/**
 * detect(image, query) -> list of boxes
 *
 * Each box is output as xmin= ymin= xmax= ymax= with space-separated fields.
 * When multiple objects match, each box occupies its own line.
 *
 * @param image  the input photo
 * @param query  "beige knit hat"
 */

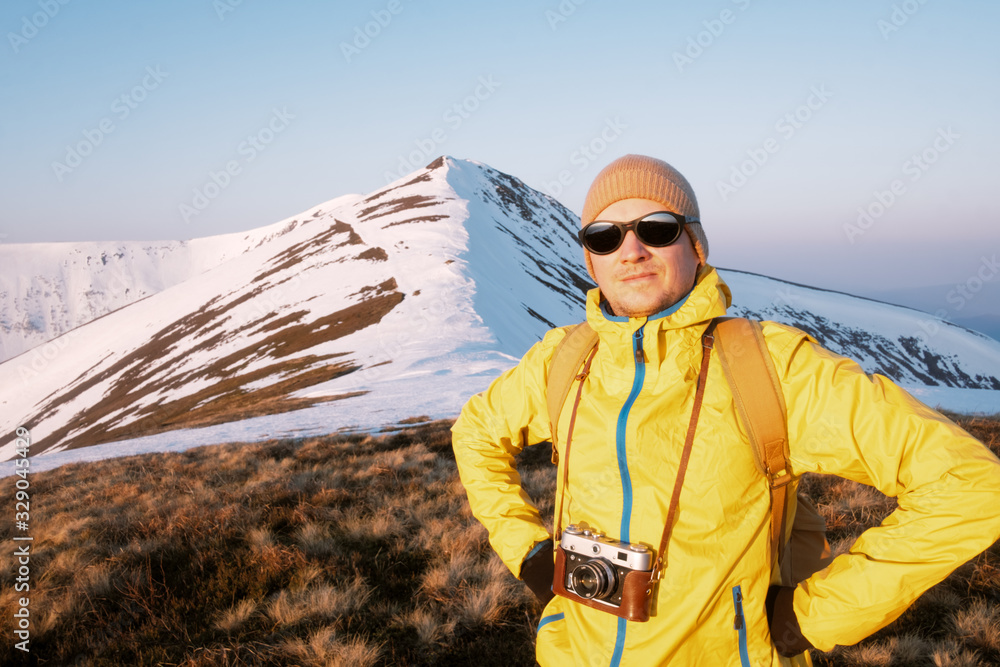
xmin=580 ymin=154 xmax=708 ymax=279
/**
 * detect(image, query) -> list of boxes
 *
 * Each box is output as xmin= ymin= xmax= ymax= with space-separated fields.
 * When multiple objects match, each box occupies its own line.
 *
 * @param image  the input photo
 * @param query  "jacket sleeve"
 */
xmin=771 ymin=326 xmax=1000 ymax=652
xmin=450 ymin=329 xmax=565 ymax=577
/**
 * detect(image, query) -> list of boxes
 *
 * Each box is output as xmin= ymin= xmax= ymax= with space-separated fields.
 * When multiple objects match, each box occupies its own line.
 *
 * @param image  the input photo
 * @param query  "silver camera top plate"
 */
xmin=560 ymin=526 xmax=653 ymax=571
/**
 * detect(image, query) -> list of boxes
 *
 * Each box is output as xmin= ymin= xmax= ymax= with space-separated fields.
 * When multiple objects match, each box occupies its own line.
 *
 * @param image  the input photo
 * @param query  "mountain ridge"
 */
xmin=0 ymin=194 xmax=364 ymax=362
xmin=722 ymin=266 xmax=997 ymax=344
xmin=1 ymin=156 xmax=998 ymax=464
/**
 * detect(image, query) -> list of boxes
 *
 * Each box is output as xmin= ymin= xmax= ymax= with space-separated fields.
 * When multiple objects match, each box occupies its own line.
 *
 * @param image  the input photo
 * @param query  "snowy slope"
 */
xmin=1 ymin=157 xmax=998 ymax=470
xmin=0 ymin=194 xmax=362 ymax=362
xmin=0 ymin=157 xmax=590 ymax=462
xmin=723 ymin=270 xmax=1000 ymax=390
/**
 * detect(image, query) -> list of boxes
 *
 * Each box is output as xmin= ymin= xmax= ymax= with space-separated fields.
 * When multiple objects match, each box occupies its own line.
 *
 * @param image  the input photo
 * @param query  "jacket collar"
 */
xmin=599 ymin=290 xmax=690 ymax=322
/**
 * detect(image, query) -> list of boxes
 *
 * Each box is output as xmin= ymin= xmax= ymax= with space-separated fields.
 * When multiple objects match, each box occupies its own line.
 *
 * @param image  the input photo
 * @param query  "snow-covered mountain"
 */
xmin=1 ymin=157 xmax=999 ymax=466
xmin=0 ymin=194 xmax=361 ymax=362
xmin=726 ymin=271 xmax=1000 ymax=390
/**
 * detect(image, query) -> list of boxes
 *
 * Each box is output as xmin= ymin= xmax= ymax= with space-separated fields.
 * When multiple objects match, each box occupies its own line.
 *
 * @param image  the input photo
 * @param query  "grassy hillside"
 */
xmin=2 ymin=414 xmax=999 ymax=666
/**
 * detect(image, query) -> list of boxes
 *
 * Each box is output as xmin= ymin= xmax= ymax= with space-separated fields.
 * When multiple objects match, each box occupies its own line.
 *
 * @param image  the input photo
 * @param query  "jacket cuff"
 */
xmin=519 ymin=540 xmax=555 ymax=606
xmin=522 ymin=540 xmax=550 ymax=566
xmin=768 ymin=585 xmax=815 ymax=657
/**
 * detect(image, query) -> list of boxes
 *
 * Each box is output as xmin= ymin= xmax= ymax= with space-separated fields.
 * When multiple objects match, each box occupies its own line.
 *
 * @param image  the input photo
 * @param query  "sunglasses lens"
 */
xmin=636 ymin=213 xmax=682 ymax=247
xmin=582 ymin=222 xmax=624 ymax=254
xmin=581 ymin=213 xmax=689 ymax=254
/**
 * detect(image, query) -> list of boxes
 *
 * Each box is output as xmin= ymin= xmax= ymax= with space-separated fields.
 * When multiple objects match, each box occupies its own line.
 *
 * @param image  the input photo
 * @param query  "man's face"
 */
xmin=588 ymin=198 xmax=700 ymax=318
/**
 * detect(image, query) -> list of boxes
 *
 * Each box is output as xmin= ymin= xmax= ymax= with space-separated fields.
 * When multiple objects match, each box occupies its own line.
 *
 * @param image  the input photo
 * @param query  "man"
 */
xmin=451 ymin=154 xmax=1000 ymax=666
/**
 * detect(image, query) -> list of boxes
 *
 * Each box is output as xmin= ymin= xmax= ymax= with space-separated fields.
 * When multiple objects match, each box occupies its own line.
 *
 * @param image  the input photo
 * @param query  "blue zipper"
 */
xmin=732 ymin=585 xmax=751 ymax=667
xmin=616 ymin=325 xmax=645 ymax=543
xmin=610 ymin=617 xmax=628 ymax=665
xmin=608 ymin=324 xmax=646 ymax=667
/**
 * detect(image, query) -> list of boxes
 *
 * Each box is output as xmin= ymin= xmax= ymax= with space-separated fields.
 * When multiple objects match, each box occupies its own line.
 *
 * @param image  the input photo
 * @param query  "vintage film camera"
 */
xmin=553 ymin=525 xmax=655 ymax=622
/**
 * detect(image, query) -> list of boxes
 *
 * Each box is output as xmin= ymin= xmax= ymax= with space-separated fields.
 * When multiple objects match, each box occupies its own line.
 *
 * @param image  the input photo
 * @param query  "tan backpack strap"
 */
xmin=715 ymin=317 xmax=794 ymax=582
xmin=546 ymin=322 xmax=599 ymax=462
xmin=553 ymin=343 xmax=599 ymax=539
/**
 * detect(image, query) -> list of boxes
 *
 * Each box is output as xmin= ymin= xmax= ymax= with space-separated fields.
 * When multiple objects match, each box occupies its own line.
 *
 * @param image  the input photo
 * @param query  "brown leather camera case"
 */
xmin=553 ymin=547 xmax=653 ymax=622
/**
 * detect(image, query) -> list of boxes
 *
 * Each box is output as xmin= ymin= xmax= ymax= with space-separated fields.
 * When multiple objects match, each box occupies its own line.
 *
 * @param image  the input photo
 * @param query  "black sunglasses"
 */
xmin=579 ymin=211 xmax=697 ymax=255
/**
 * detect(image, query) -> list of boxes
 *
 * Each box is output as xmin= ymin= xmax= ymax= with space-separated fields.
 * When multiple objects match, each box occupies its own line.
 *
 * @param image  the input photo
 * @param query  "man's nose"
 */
xmin=618 ymin=230 xmax=651 ymax=261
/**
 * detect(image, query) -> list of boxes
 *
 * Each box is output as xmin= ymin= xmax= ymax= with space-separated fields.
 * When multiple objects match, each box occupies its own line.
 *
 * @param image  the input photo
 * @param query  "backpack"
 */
xmin=545 ymin=316 xmax=832 ymax=586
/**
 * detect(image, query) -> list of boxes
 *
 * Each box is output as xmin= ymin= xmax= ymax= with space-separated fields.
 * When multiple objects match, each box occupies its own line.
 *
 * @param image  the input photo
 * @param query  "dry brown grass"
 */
xmin=3 ymin=413 xmax=998 ymax=665
xmin=0 ymin=420 xmax=538 ymax=666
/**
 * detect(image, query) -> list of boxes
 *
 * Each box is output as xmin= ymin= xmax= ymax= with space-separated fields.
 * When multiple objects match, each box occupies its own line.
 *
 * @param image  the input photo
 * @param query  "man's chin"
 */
xmin=606 ymin=295 xmax=676 ymax=319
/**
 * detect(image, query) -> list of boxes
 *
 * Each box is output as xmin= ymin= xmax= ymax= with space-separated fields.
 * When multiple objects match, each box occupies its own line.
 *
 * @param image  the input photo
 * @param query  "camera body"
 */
xmin=554 ymin=525 xmax=654 ymax=620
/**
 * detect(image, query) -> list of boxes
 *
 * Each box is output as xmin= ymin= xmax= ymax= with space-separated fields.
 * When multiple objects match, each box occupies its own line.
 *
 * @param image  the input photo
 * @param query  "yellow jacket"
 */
xmin=451 ymin=266 xmax=1000 ymax=666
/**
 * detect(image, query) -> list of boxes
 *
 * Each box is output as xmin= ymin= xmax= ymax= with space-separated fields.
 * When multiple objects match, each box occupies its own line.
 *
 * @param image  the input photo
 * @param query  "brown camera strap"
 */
xmin=554 ymin=323 xmax=717 ymax=583
xmin=651 ymin=326 xmax=715 ymax=582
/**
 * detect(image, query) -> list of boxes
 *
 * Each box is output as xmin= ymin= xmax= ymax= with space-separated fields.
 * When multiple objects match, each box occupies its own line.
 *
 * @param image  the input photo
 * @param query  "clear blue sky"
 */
xmin=2 ymin=0 xmax=998 ymax=297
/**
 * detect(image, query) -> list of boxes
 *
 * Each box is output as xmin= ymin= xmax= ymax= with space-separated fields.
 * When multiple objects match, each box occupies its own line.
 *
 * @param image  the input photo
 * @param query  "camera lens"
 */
xmin=571 ymin=560 xmax=616 ymax=600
